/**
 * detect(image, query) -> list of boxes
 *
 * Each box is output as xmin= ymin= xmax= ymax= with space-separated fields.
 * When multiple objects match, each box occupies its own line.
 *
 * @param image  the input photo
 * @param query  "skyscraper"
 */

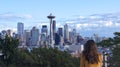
xmin=55 ymin=33 xmax=60 ymax=45
xmin=17 ymin=22 xmax=24 ymax=35
xmin=41 ymin=25 xmax=48 ymax=35
xmin=57 ymin=28 xmax=64 ymax=45
xmin=31 ymin=27 xmax=40 ymax=47
xmin=58 ymin=28 xmax=63 ymax=37
xmin=41 ymin=25 xmax=48 ymax=46
xmin=64 ymin=24 xmax=69 ymax=42
xmin=52 ymin=20 xmax=56 ymax=40
xmin=24 ymin=30 xmax=31 ymax=46
xmin=69 ymin=29 xmax=77 ymax=44
xmin=73 ymin=29 xmax=76 ymax=36
xmin=17 ymin=22 xmax=24 ymax=46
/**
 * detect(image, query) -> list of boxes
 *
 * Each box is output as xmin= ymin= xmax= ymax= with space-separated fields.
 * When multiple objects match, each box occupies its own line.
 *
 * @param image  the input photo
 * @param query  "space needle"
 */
xmin=47 ymin=13 xmax=55 ymax=47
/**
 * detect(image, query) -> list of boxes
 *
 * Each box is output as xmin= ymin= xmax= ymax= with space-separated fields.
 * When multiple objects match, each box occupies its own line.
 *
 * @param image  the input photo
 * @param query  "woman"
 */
xmin=80 ymin=40 xmax=102 ymax=67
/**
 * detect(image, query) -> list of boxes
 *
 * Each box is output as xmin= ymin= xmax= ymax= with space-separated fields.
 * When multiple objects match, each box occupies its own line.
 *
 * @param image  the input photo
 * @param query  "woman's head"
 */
xmin=83 ymin=40 xmax=99 ymax=64
xmin=84 ymin=40 xmax=98 ymax=52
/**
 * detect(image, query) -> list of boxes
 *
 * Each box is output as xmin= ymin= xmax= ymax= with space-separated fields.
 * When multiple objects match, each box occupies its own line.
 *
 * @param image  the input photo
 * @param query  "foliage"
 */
xmin=108 ymin=32 xmax=120 ymax=67
xmin=0 ymin=35 xmax=80 ymax=67
xmin=29 ymin=48 xmax=80 ymax=67
xmin=97 ymin=32 xmax=120 ymax=67
xmin=109 ymin=47 xmax=120 ymax=67
xmin=0 ymin=35 xmax=19 ymax=66
xmin=97 ymin=38 xmax=113 ymax=47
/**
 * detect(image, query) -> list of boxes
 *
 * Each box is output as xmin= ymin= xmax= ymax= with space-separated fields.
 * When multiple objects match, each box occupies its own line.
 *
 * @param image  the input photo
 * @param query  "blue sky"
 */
xmin=1 ymin=0 xmax=120 ymax=20
xmin=0 ymin=0 xmax=120 ymax=37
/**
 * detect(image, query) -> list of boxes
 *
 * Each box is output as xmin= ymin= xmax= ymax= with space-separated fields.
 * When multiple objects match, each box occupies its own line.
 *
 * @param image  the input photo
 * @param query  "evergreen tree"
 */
xmin=0 ymin=35 xmax=19 ymax=66
xmin=109 ymin=32 xmax=120 ymax=67
xmin=0 ymin=35 xmax=80 ymax=67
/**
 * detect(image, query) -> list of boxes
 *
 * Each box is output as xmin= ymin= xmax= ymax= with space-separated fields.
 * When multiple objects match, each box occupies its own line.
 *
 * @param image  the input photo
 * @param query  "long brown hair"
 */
xmin=82 ymin=40 xmax=99 ymax=64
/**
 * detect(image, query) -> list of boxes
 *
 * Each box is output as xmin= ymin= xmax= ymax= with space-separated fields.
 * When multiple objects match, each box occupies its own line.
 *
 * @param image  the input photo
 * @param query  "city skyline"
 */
xmin=1 ymin=0 xmax=120 ymax=37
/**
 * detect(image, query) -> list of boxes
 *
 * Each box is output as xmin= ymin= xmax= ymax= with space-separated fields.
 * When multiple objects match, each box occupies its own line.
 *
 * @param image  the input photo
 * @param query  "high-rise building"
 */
xmin=56 ymin=28 xmax=64 ymax=45
xmin=24 ymin=30 xmax=31 ymax=46
xmin=69 ymin=31 xmax=73 ymax=43
xmin=41 ymin=25 xmax=48 ymax=47
xmin=30 ymin=27 xmax=40 ymax=47
xmin=41 ymin=25 xmax=47 ymax=33
xmin=52 ymin=20 xmax=56 ymax=39
xmin=17 ymin=22 xmax=24 ymax=46
xmin=17 ymin=22 xmax=24 ymax=35
xmin=73 ymin=29 xmax=76 ymax=36
xmin=64 ymin=24 xmax=69 ymax=42
xmin=40 ymin=25 xmax=48 ymax=46
xmin=41 ymin=25 xmax=48 ymax=35
xmin=58 ymin=28 xmax=63 ymax=37
xmin=69 ymin=29 xmax=77 ymax=44
xmin=76 ymin=34 xmax=81 ymax=43
xmin=92 ymin=33 xmax=101 ymax=43
xmin=40 ymin=33 xmax=46 ymax=44
xmin=55 ymin=33 xmax=60 ymax=45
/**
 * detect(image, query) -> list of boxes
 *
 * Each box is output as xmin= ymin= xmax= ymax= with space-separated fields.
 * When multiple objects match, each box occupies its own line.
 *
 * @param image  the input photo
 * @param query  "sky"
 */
xmin=0 ymin=0 xmax=120 ymax=37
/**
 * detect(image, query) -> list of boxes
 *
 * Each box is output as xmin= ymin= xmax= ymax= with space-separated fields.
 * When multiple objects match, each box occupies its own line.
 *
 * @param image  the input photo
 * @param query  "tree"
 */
xmin=0 ymin=35 xmax=19 ymax=66
xmin=97 ymin=38 xmax=113 ymax=47
xmin=0 ymin=35 xmax=80 ymax=67
xmin=113 ymin=32 xmax=120 ymax=45
xmin=30 ymin=47 xmax=80 ymax=67
xmin=109 ymin=47 xmax=120 ymax=67
xmin=97 ymin=32 xmax=120 ymax=67
xmin=108 ymin=32 xmax=120 ymax=67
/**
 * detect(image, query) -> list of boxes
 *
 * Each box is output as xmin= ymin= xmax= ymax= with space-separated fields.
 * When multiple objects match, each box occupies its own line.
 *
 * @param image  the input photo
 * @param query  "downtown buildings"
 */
xmin=0 ymin=14 xmax=107 ymax=55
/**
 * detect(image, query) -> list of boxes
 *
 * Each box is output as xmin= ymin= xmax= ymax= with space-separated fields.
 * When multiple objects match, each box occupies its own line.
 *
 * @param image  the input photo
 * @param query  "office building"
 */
xmin=30 ymin=27 xmax=40 ymax=47
xmin=17 ymin=22 xmax=24 ymax=46
xmin=58 ymin=28 xmax=63 ymax=37
xmin=73 ymin=29 xmax=76 ymax=36
xmin=64 ymin=24 xmax=69 ymax=42
xmin=24 ymin=30 xmax=31 ymax=46
xmin=41 ymin=25 xmax=48 ymax=46
xmin=52 ymin=20 xmax=56 ymax=40
xmin=55 ymin=33 xmax=60 ymax=45
xmin=17 ymin=22 xmax=24 ymax=35
xmin=41 ymin=25 xmax=48 ymax=35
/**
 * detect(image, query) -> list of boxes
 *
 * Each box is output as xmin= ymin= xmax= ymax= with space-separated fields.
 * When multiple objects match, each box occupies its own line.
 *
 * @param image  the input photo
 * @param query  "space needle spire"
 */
xmin=47 ymin=13 xmax=55 ymax=47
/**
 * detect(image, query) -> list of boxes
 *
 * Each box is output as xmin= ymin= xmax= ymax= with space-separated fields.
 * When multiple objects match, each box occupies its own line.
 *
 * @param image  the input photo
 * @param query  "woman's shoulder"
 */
xmin=97 ymin=52 xmax=103 ymax=62
xmin=98 ymin=52 xmax=103 ymax=59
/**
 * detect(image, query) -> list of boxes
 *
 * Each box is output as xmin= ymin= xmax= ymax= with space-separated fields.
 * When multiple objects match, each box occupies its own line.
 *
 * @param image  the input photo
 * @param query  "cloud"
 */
xmin=115 ymin=23 xmax=120 ymax=27
xmin=104 ymin=21 xmax=113 ymax=27
xmin=0 ymin=13 xmax=32 ymax=21
xmin=59 ymin=12 xmax=120 ymax=37
xmin=56 ymin=23 xmax=63 ymax=28
xmin=78 ymin=16 xmax=85 ymax=19
xmin=66 ymin=21 xmax=75 ymax=24
xmin=0 ymin=24 xmax=17 ymax=32
xmin=63 ymin=12 xmax=120 ymax=28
